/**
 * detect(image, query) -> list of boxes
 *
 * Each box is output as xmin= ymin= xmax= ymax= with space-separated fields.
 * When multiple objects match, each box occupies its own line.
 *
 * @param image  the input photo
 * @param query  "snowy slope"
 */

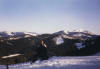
xmin=0 ymin=56 xmax=100 ymax=69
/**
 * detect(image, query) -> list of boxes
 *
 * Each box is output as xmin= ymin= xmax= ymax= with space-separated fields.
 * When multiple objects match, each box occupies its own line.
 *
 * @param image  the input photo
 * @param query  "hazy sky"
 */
xmin=0 ymin=0 xmax=100 ymax=34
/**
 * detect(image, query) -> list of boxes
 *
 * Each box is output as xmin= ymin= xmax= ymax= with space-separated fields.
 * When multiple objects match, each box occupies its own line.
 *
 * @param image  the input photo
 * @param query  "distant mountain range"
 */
xmin=0 ymin=31 xmax=37 ymax=37
xmin=0 ymin=30 xmax=99 ymax=42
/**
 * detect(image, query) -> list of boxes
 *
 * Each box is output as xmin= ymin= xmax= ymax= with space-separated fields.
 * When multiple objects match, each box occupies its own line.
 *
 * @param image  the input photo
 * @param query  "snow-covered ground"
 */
xmin=94 ymin=53 xmax=100 ymax=56
xmin=0 ymin=56 xmax=100 ymax=69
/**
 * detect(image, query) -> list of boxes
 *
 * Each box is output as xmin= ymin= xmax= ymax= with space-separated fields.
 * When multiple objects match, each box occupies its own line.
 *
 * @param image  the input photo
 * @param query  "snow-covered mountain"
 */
xmin=0 ymin=31 xmax=38 ymax=37
xmin=53 ymin=29 xmax=97 ymax=40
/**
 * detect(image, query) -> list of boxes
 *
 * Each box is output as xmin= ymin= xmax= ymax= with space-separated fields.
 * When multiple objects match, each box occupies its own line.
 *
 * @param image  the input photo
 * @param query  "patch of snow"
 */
xmin=2 ymin=54 xmax=21 ymax=59
xmin=24 ymin=32 xmax=37 ymax=36
xmin=75 ymin=43 xmax=85 ymax=50
xmin=62 ymin=35 xmax=74 ymax=39
xmin=73 ymin=33 xmax=87 ymax=37
xmin=9 ymin=37 xmax=21 ymax=40
xmin=53 ymin=36 xmax=64 ymax=45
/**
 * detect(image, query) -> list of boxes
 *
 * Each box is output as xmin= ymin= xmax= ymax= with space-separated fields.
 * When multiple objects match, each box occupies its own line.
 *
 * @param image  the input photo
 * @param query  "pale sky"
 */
xmin=0 ymin=0 xmax=100 ymax=34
